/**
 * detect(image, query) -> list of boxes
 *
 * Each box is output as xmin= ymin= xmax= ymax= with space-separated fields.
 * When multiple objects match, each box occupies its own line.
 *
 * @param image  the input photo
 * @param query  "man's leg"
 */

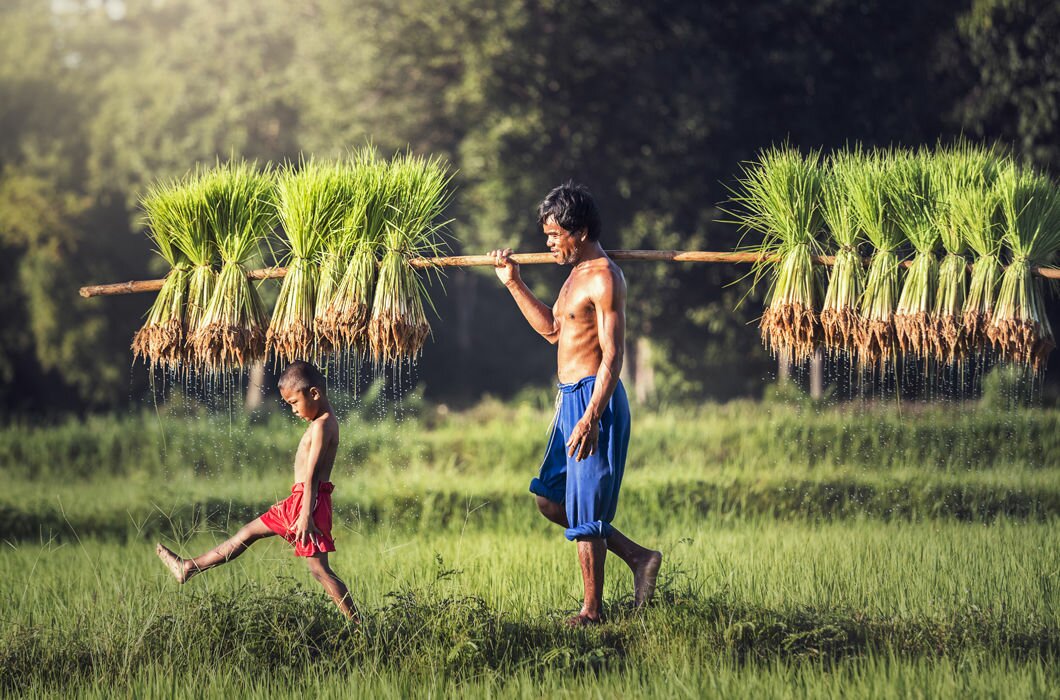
xmin=305 ymin=553 xmax=358 ymax=620
xmin=535 ymin=495 xmax=662 ymax=606
xmin=568 ymin=537 xmax=606 ymax=625
xmin=155 ymin=517 xmax=275 ymax=584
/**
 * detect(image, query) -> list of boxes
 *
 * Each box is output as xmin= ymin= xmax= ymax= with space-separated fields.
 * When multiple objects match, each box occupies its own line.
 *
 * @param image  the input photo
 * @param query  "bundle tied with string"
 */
xmin=819 ymin=149 xmax=865 ymax=359
xmin=850 ymin=149 xmax=904 ymax=368
xmin=164 ymin=168 xmax=220 ymax=377
xmin=958 ymin=164 xmax=1005 ymax=357
xmin=267 ymin=159 xmax=349 ymax=365
xmin=891 ymin=150 xmax=939 ymax=360
xmin=988 ymin=165 xmax=1060 ymax=371
xmin=928 ymin=148 xmax=972 ymax=365
xmin=316 ymin=149 xmax=390 ymax=358
xmin=131 ymin=178 xmax=191 ymax=370
xmin=731 ymin=146 xmax=826 ymax=364
xmin=368 ymin=152 xmax=453 ymax=366
xmin=188 ymin=160 xmax=276 ymax=372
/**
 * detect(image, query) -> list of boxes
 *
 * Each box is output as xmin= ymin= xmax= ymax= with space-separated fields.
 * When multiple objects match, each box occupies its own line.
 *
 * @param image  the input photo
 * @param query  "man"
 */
xmin=490 ymin=182 xmax=662 ymax=626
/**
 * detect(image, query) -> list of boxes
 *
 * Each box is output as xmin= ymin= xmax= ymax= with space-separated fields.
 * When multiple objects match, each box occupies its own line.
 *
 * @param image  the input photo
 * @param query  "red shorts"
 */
xmin=259 ymin=482 xmax=336 ymax=557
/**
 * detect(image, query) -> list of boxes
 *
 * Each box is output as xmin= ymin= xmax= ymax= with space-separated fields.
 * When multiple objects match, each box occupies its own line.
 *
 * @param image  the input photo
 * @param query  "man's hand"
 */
xmin=292 ymin=513 xmax=322 ymax=547
xmin=566 ymin=413 xmax=600 ymax=461
xmin=490 ymin=248 xmax=521 ymax=286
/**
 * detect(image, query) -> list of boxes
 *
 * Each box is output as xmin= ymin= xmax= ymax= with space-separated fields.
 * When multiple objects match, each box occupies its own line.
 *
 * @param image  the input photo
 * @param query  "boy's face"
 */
xmin=280 ymin=386 xmax=323 ymax=422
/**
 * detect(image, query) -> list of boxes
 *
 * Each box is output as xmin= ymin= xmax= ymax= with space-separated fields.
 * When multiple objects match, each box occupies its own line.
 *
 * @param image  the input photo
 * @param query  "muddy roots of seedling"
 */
xmin=368 ymin=312 xmax=430 ymax=365
xmin=760 ymin=303 xmax=819 ymax=365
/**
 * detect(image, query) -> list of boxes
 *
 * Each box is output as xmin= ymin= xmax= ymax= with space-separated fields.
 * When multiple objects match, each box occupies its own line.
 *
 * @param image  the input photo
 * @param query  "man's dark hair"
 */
xmin=537 ymin=181 xmax=602 ymax=242
xmin=278 ymin=361 xmax=327 ymax=394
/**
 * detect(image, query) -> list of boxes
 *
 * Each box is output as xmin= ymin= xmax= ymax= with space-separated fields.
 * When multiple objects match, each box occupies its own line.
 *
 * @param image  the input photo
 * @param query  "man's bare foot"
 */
xmin=155 ymin=543 xmax=190 ymax=584
xmin=633 ymin=550 xmax=663 ymax=608
xmin=565 ymin=613 xmax=602 ymax=627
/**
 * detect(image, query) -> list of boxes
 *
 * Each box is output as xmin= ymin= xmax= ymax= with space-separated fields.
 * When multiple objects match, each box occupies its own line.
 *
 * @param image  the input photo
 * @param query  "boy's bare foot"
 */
xmin=155 ymin=543 xmax=190 ymax=584
xmin=565 ymin=613 xmax=602 ymax=627
xmin=633 ymin=550 xmax=663 ymax=608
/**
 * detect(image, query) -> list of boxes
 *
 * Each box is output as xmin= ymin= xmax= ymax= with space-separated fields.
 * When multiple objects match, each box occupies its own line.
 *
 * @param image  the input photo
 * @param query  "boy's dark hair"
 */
xmin=278 ymin=361 xmax=326 ymax=394
xmin=537 ymin=181 xmax=602 ymax=242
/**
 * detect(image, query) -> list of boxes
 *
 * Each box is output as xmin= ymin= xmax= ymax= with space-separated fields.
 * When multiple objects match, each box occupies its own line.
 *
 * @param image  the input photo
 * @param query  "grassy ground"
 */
xmin=1 ymin=396 xmax=1059 ymax=698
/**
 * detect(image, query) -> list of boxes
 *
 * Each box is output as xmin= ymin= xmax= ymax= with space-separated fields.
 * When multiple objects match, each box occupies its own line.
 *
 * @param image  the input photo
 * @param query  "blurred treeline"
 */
xmin=1 ymin=0 xmax=1058 ymax=414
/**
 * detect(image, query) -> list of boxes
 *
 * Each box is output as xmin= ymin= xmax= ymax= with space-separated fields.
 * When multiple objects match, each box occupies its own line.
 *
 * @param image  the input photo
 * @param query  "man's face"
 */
xmin=543 ymin=217 xmax=583 ymax=265
xmin=280 ymin=386 xmax=321 ymax=422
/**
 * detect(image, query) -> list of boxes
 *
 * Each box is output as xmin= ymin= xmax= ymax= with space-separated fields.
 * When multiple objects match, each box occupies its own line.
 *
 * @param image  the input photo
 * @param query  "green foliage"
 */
xmin=956 ymin=0 xmax=1060 ymax=170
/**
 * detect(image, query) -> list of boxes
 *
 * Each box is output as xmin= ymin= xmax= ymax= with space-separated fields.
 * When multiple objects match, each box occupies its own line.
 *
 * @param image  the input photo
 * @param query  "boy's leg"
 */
xmin=534 ymin=495 xmax=662 ymax=607
xmin=156 ymin=517 xmax=275 ymax=584
xmin=305 ymin=553 xmax=358 ymax=621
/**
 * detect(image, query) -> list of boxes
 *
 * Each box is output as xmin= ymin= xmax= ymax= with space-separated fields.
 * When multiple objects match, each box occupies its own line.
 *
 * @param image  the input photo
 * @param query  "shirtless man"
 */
xmin=491 ymin=182 xmax=662 ymax=626
xmin=155 ymin=361 xmax=357 ymax=619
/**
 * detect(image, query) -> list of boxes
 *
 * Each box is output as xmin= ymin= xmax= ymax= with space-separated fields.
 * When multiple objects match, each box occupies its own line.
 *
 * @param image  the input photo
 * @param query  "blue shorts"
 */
xmin=529 ymin=376 xmax=631 ymax=540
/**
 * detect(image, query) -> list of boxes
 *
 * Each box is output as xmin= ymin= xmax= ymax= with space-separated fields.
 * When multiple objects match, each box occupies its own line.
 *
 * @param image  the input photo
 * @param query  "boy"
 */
xmin=155 ymin=361 xmax=356 ymax=620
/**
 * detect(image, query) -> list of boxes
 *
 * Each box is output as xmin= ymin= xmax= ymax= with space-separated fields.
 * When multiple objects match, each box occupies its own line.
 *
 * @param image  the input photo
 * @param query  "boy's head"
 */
xmin=278 ymin=361 xmax=327 ymax=421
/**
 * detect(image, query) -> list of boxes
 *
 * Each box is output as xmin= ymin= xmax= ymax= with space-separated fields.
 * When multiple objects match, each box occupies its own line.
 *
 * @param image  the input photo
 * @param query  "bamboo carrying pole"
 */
xmin=78 ymin=250 xmax=1060 ymax=298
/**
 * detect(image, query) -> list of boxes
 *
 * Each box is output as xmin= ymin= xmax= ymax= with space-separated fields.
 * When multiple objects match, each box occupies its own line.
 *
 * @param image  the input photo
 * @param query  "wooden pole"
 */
xmin=77 ymin=250 xmax=1060 ymax=298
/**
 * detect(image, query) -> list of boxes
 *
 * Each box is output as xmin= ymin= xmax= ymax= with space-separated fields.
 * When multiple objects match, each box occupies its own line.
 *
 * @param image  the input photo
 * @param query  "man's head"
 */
xmin=538 ymin=182 xmax=602 ymax=265
xmin=278 ymin=361 xmax=327 ymax=421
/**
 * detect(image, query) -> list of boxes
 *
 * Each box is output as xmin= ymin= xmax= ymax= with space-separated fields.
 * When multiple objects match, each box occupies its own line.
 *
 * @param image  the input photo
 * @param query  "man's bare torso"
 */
xmin=554 ymin=257 xmax=626 ymax=384
xmin=293 ymin=415 xmax=339 ymax=484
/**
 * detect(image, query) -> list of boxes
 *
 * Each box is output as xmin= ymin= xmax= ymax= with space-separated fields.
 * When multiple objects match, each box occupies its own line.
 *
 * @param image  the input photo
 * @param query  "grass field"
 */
xmin=2 ymin=393 xmax=1059 ymax=698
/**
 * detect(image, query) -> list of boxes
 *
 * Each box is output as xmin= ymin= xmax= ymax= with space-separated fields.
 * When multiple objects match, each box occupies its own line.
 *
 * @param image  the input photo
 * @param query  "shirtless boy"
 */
xmin=490 ymin=182 xmax=662 ymax=626
xmin=155 ymin=361 xmax=356 ymax=619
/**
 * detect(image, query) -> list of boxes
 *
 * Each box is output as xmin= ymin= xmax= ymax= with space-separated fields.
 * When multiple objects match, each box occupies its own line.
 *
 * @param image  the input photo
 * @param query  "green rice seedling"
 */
xmin=891 ymin=149 xmax=939 ymax=359
xmin=960 ymin=178 xmax=1004 ymax=358
xmin=165 ymin=168 xmax=220 ymax=375
xmin=731 ymin=146 xmax=826 ymax=364
xmin=938 ymin=144 xmax=1004 ymax=361
xmin=315 ymin=148 xmax=383 ymax=355
xmin=368 ymin=152 xmax=453 ymax=365
xmin=849 ymin=150 xmax=904 ymax=367
xmin=988 ymin=164 xmax=1060 ymax=371
xmin=188 ymin=160 xmax=277 ymax=373
xmin=131 ymin=178 xmax=191 ymax=370
xmin=819 ymin=149 xmax=865 ymax=358
xmin=266 ymin=159 xmax=349 ymax=365
xmin=928 ymin=145 xmax=983 ymax=365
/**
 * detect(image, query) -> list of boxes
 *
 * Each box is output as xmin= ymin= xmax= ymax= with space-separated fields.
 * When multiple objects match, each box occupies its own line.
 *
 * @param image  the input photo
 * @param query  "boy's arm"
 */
xmin=293 ymin=420 xmax=329 ymax=545
xmin=566 ymin=269 xmax=625 ymax=460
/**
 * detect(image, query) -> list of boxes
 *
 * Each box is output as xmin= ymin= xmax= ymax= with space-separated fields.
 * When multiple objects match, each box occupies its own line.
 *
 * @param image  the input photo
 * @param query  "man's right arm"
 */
xmin=490 ymin=248 xmax=560 ymax=344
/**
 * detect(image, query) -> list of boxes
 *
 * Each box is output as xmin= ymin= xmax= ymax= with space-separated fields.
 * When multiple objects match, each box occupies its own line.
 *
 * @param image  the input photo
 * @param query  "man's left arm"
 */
xmin=566 ymin=268 xmax=625 ymax=460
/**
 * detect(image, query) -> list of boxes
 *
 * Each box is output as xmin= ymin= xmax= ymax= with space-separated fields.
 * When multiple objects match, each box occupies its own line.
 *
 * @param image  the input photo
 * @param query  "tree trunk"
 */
xmin=245 ymin=360 xmax=266 ymax=412
xmin=633 ymin=335 xmax=655 ymax=404
xmin=809 ymin=348 xmax=824 ymax=400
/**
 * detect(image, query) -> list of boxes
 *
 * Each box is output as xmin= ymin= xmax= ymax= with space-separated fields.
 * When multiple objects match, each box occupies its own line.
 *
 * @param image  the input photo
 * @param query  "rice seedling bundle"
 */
xmin=368 ymin=152 xmax=453 ymax=365
xmin=890 ymin=150 xmax=940 ymax=359
xmin=927 ymin=147 xmax=979 ymax=365
xmin=732 ymin=146 xmax=826 ymax=364
xmin=988 ymin=165 xmax=1060 ymax=371
xmin=131 ymin=179 xmax=191 ymax=370
xmin=819 ymin=149 xmax=865 ymax=358
xmin=958 ymin=179 xmax=1004 ymax=357
xmin=266 ymin=159 xmax=349 ymax=365
xmin=164 ymin=169 xmax=220 ymax=375
xmin=312 ymin=157 xmax=370 ymax=355
xmin=931 ymin=143 xmax=1003 ymax=363
xmin=315 ymin=149 xmax=386 ymax=356
xmin=187 ymin=161 xmax=276 ymax=372
xmin=849 ymin=149 xmax=904 ymax=367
